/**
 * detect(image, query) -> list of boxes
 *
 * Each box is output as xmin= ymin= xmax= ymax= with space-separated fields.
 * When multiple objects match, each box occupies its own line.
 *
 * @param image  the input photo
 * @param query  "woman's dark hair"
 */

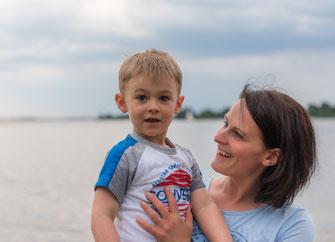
xmin=240 ymin=84 xmax=317 ymax=208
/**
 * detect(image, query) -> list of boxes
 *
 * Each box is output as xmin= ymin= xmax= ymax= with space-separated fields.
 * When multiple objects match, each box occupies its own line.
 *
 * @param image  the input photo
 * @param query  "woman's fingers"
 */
xmin=145 ymin=186 xmax=186 ymax=218
xmin=164 ymin=186 xmax=179 ymax=214
xmin=136 ymin=217 xmax=158 ymax=235
xmin=140 ymin=200 xmax=160 ymax=222
xmin=145 ymin=191 xmax=170 ymax=218
xmin=184 ymin=206 xmax=193 ymax=227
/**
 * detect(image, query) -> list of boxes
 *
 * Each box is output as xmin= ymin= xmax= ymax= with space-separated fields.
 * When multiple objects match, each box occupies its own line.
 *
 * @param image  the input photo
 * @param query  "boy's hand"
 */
xmin=136 ymin=186 xmax=193 ymax=242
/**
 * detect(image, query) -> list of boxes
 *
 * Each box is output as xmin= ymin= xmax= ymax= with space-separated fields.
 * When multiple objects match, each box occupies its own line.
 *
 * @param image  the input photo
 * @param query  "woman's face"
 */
xmin=211 ymin=99 xmax=270 ymax=179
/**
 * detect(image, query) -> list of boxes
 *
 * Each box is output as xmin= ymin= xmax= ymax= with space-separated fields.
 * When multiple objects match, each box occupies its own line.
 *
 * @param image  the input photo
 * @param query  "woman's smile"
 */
xmin=218 ymin=149 xmax=233 ymax=158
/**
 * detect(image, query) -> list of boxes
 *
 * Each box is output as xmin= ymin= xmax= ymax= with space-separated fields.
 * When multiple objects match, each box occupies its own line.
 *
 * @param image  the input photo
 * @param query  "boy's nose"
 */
xmin=147 ymin=101 xmax=159 ymax=112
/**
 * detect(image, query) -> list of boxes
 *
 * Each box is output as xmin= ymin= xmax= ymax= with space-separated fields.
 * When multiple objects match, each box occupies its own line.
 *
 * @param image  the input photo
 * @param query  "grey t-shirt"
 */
xmin=96 ymin=131 xmax=205 ymax=241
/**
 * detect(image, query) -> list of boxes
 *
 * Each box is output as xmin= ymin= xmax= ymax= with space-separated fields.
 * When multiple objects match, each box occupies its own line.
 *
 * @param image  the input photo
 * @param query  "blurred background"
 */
xmin=1 ymin=0 xmax=334 ymax=241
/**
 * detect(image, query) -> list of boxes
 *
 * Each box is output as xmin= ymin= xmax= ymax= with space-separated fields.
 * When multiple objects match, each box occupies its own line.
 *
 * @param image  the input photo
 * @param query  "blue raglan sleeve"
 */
xmin=95 ymin=135 xmax=138 ymax=204
xmin=276 ymin=208 xmax=314 ymax=242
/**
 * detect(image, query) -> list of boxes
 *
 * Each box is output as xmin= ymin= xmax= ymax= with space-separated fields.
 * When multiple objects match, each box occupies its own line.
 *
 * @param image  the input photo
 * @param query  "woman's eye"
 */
xmin=137 ymin=96 xmax=147 ymax=101
xmin=223 ymin=118 xmax=228 ymax=127
xmin=160 ymin=96 xmax=169 ymax=101
xmin=233 ymin=131 xmax=243 ymax=139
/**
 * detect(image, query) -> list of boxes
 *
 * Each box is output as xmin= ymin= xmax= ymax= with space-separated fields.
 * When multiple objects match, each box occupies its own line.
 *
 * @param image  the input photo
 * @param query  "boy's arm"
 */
xmin=91 ymin=187 xmax=120 ymax=242
xmin=191 ymin=187 xmax=232 ymax=242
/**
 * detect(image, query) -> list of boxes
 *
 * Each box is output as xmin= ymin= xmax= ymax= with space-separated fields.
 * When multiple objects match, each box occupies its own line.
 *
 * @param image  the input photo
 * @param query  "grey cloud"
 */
xmin=1 ymin=0 xmax=335 ymax=117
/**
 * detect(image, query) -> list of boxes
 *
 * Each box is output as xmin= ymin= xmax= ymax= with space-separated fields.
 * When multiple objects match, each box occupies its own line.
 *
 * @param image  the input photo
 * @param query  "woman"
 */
xmin=137 ymin=84 xmax=317 ymax=242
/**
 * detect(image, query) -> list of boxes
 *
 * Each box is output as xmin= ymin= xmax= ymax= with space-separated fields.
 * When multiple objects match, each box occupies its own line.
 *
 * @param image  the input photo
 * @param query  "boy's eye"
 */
xmin=160 ymin=96 xmax=169 ymax=101
xmin=137 ymin=95 xmax=147 ymax=101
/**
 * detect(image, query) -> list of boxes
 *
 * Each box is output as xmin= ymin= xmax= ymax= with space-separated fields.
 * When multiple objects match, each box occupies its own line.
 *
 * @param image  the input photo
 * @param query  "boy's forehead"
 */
xmin=126 ymin=74 xmax=180 ymax=91
xmin=123 ymin=74 xmax=180 ymax=95
xmin=137 ymin=73 xmax=173 ymax=82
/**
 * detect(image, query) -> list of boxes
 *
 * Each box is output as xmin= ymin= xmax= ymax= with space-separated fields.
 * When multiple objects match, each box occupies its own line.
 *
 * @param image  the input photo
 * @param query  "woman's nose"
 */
xmin=214 ymin=126 xmax=228 ymax=144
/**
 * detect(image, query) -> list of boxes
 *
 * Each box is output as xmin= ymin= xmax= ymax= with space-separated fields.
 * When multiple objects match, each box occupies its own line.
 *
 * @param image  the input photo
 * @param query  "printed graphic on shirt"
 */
xmin=148 ymin=162 xmax=192 ymax=218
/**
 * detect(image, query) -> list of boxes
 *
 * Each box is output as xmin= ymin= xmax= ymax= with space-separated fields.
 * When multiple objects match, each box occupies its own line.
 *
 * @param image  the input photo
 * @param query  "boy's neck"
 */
xmin=133 ymin=130 xmax=173 ymax=148
xmin=151 ymin=138 xmax=170 ymax=148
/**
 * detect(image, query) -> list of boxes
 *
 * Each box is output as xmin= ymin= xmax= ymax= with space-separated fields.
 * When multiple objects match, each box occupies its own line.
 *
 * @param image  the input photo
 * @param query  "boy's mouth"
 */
xmin=145 ymin=118 xmax=160 ymax=123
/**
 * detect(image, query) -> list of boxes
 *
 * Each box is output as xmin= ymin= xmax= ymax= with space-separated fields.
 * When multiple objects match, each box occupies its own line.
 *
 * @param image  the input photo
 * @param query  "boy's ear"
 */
xmin=262 ymin=148 xmax=280 ymax=167
xmin=115 ymin=93 xmax=128 ymax=113
xmin=174 ymin=95 xmax=185 ymax=114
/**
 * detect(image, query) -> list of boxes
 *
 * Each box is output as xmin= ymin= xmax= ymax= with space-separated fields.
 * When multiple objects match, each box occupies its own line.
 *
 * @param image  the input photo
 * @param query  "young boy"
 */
xmin=91 ymin=49 xmax=231 ymax=242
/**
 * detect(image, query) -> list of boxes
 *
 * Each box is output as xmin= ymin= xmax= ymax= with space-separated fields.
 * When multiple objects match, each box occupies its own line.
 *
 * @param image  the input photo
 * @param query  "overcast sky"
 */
xmin=1 ymin=0 xmax=335 ymax=118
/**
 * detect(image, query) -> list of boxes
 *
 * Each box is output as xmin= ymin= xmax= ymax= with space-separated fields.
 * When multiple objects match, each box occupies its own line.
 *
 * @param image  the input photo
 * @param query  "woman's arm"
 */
xmin=91 ymin=187 xmax=120 ymax=242
xmin=136 ymin=186 xmax=193 ymax=242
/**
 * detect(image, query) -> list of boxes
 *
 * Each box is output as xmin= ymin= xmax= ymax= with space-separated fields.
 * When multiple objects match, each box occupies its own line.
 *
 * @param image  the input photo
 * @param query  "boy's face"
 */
xmin=115 ymin=74 xmax=184 ymax=146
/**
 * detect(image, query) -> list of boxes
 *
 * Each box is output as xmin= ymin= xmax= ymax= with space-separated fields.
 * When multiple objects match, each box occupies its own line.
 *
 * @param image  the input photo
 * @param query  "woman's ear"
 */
xmin=262 ymin=148 xmax=280 ymax=167
xmin=115 ymin=93 xmax=128 ymax=113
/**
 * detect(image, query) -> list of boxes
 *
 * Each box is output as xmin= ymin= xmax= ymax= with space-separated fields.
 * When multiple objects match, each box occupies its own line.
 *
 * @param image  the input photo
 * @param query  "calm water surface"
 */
xmin=0 ymin=119 xmax=334 ymax=241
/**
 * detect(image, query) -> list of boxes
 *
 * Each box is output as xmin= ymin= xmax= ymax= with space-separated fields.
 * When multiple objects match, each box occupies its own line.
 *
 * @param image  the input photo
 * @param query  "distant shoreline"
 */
xmin=2 ymin=102 xmax=335 ymax=122
xmin=1 ymin=116 xmax=335 ymax=122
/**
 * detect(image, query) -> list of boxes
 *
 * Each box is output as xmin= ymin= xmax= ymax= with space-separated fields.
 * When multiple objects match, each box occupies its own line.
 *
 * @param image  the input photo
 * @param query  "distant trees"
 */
xmin=174 ymin=107 xmax=194 ymax=119
xmin=98 ymin=113 xmax=128 ymax=119
xmin=307 ymin=102 xmax=335 ymax=117
xmin=194 ymin=107 xmax=230 ymax=119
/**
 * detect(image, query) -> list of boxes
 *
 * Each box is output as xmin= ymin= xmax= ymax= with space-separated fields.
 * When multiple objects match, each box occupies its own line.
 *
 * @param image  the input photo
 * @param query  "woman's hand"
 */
xmin=136 ymin=186 xmax=193 ymax=242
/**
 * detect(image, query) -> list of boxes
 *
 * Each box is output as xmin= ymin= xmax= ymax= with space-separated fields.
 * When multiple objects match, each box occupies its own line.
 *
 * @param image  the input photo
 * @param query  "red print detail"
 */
xmin=156 ymin=169 xmax=191 ymax=188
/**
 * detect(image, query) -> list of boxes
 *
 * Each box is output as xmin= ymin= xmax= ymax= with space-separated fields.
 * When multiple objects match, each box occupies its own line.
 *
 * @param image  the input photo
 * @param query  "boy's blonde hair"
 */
xmin=118 ymin=48 xmax=182 ymax=94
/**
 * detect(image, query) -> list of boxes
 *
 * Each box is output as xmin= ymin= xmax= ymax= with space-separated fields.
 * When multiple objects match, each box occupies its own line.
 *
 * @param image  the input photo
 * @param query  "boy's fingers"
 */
xmin=145 ymin=192 xmax=169 ymax=218
xmin=164 ymin=186 xmax=179 ymax=214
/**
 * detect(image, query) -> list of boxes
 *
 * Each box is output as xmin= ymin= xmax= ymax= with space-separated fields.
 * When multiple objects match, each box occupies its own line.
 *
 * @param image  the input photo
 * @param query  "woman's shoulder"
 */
xmin=269 ymin=204 xmax=314 ymax=241
xmin=225 ymin=204 xmax=313 ymax=241
xmin=261 ymin=203 xmax=312 ymax=222
xmin=275 ymin=204 xmax=313 ymax=229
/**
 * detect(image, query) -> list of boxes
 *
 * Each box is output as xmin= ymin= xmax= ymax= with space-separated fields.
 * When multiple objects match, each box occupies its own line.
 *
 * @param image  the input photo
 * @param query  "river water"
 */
xmin=0 ymin=119 xmax=333 ymax=241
